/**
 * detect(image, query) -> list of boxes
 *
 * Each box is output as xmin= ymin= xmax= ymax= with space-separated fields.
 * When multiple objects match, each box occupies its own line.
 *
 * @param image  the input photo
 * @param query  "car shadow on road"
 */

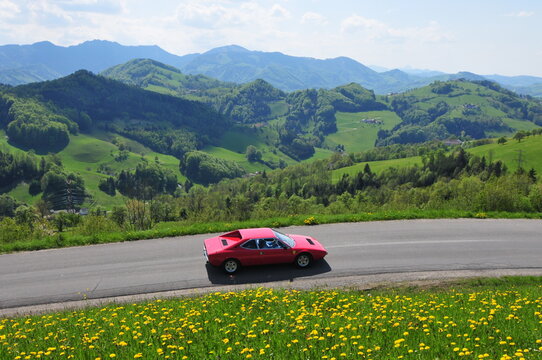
xmin=205 ymin=260 xmax=332 ymax=285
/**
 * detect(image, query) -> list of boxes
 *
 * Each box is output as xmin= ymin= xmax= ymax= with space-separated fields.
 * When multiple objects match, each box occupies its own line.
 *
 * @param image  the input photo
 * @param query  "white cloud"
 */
xmin=269 ymin=4 xmax=290 ymax=19
xmin=341 ymin=14 xmax=386 ymax=35
xmin=301 ymin=11 xmax=327 ymax=25
xmin=506 ymin=11 xmax=535 ymax=17
xmin=0 ymin=0 xmax=19 ymax=18
xmin=176 ymin=1 xmax=233 ymax=29
xmin=56 ymin=0 xmax=125 ymax=14
xmin=175 ymin=1 xmax=288 ymax=29
xmin=341 ymin=14 xmax=452 ymax=43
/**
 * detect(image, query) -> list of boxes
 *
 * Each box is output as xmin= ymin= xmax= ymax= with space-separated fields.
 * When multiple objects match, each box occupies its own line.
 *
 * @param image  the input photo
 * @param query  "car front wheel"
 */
xmin=295 ymin=253 xmax=312 ymax=268
xmin=223 ymin=259 xmax=240 ymax=274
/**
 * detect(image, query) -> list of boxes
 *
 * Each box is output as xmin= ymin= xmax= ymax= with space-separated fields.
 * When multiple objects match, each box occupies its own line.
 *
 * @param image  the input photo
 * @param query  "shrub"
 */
xmin=304 ymin=216 xmax=319 ymax=225
xmin=0 ymin=217 xmax=32 ymax=243
xmin=76 ymin=215 xmax=120 ymax=236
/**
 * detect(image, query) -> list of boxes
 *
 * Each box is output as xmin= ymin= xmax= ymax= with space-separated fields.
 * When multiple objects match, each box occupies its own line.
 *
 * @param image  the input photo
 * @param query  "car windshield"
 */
xmin=272 ymin=229 xmax=295 ymax=248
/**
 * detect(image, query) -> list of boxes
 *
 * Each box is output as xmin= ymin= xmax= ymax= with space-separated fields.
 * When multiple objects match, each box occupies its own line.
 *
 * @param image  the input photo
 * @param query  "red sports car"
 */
xmin=203 ymin=228 xmax=328 ymax=274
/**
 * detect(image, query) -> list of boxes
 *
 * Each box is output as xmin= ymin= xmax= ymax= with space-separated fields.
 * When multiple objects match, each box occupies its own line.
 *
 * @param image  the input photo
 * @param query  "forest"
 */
xmin=1 ymin=68 xmax=542 ymax=250
xmin=2 ymin=132 xmax=542 ymax=250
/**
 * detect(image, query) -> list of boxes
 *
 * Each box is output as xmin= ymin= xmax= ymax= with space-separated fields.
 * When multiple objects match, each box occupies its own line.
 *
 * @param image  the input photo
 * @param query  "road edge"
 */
xmin=2 ymin=268 xmax=541 ymax=318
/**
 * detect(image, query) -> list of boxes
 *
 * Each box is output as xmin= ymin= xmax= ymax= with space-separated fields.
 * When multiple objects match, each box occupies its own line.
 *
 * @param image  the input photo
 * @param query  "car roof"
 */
xmin=221 ymin=228 xmax=276 ymax=240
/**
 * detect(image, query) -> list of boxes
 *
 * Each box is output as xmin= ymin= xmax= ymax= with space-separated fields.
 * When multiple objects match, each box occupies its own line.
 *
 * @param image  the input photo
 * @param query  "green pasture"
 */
xmin=325 ymin=110 xmax=402 ymax=153
xmin=332 ymin=156 xmax=423 ymax=182
xmin=1 ymin=130 xmax=185 ymax=208
xmin=468 ymin=134 xmax=542 ymax=174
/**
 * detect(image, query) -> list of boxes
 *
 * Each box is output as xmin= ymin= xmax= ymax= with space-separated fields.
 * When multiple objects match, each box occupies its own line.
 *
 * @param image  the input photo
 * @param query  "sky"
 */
xmin=0 ymin=0 xmax=540 ymax=76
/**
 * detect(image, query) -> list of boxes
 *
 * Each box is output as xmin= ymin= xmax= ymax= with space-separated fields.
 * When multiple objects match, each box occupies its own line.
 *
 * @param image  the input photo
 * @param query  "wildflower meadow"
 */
xmin=1 ymin=282 xmax=541 ymax=359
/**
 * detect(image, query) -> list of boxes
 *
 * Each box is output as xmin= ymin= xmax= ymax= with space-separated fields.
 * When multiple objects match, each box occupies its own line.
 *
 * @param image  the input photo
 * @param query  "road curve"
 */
xmin=1 ymin=219 xmax=541 ymax=309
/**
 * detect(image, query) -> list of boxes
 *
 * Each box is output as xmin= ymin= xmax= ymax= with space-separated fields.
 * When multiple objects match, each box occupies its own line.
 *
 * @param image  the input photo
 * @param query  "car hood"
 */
xmin=289 ymin=234 xmax=327 ymax=252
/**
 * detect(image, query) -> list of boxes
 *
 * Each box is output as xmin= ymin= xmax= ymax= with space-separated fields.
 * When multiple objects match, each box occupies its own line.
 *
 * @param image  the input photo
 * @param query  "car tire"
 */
xmin=223 ymin=259 xmax=240 ymax=274
xmin=295 ymin=253 xmax=312 ymax=268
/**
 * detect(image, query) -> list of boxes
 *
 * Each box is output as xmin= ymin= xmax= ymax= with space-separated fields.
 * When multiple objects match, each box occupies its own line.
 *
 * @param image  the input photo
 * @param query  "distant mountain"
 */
xmin=0 ymin=40 xmax=193 ymax=84
xmin=483 ymin=75 xmax=542 ymax=97
xmin=0 ymin=40 xmax=541 ymax=97
xmin=0 ymin=64 xmax=62 ymax=85
xmin=180 ymin=45 xmax=394 ymax=92
xmin=399 ymin=67 xmax=447 ymax=78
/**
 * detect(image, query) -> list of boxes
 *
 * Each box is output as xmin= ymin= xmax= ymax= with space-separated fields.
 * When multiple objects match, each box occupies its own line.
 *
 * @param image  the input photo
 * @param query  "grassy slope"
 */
xmin=468 ymin=134 xmax=542 ymax=174
xmin=1 ymin=130 xmax=185 ymax=208
xmin=332 ymin=156 xmax=423 ymax=182
xmin=202 ymin=145 xmax=269 ymax=173
xmin=396 ymin=81 xmax=540 ymax=135
xmin=1 ymin=278 xmax=541 ymax=360
xmin=210 ymin=126 xmax=328 ymax=168
xmin=331 ymin=134 xmax=542 ymax=182
xmin=325 ymin=110 xmax=402 ymax=153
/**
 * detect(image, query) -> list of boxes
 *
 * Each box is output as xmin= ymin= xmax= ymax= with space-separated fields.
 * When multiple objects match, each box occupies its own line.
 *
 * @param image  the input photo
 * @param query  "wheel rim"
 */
xmin=297 ymin=254 xmax=310 ymax=267
xmin=224 ymin=260 xmax=238 ymax=273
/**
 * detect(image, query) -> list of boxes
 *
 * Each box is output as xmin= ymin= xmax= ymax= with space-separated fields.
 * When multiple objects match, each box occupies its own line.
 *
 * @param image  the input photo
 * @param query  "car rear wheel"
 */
xmin=223 ymin=259 xmax=240 ymax=274
xmin=295 ymin=253 xmax=312 ymax=268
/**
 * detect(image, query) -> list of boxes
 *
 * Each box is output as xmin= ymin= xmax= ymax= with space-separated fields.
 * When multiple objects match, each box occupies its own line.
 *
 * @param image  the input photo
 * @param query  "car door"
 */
xmin=235 ymin=239 xmax=261 ymax=266
xmin=256 ymin=238 xmax=290 ymax=265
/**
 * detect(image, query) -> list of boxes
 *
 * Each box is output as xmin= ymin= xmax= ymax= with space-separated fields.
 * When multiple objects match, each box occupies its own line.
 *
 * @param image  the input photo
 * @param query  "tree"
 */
xmin=0 ymin=194 xmax=20 ymax=217
xmin=51 ymin=212 xmax=72 ymax=232
xmin=34 ymin=199 xmax=51 ymax=217
xmin=110 ymin=206 xmax=127 ymax=227
xmin=513 ymin=131 xmax=527 ymax=142
xmin=528 ymin=168 xmax=537 ymax=183
xmin=180 ymin=151 xmax=245 ymax=185
xmin=116 ymin=163 xmax=178 ymax=199
xmin=98 ymin=177 xmax=116 ymax=196
xmin=41 ymin=171 xmax=86 ymax=210
xmin=497 ymin=137 xmax=507 ymax=145
xmin=246 ymin=145 xmax=262 ymax=162
xmin=14 ymin=205 xmax=37 ymax=230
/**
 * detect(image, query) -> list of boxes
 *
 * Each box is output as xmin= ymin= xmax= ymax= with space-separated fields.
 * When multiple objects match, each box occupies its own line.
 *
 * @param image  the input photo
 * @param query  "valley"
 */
xmin=1 ymin=4 xmax=542 ymax=360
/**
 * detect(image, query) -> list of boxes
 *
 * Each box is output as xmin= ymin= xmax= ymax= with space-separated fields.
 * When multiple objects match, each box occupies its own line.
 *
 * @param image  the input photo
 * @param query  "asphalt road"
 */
xmin=1 ymin=219 xmax=541 ymax=309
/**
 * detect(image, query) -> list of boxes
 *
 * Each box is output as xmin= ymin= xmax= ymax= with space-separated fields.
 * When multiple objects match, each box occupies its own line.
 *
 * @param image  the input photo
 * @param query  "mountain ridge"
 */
xmin=0 ymin=40 xmax=540 ymax=96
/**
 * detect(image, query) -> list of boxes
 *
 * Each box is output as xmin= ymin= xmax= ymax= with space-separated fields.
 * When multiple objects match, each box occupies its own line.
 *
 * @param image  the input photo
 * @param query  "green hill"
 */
xmin=104 ymin=60 xmax=542 ymax=154
xmin=325 ymin=110 xmax=402 ymax=152
xmin=0 ymin=129 xmax=184 ymax=208
xmin=331 ymin=134 xmax=542 ymax=183
xmin=5 ymin=70 xmax=228 ymax=158
xmin=3 ymin=69 xmax=542 ymax=211
xmin=103 ymin=59 xmax=390 ymax=160
xmin=378 ymin=80 xmax=541 ymax=145
xmin=100 ymin=58 xmax=236 ymax=100
xmin=468 ymin=134 xmax=542 ymax=175
xmin=331 ymin=156 xmax=423 ymax=183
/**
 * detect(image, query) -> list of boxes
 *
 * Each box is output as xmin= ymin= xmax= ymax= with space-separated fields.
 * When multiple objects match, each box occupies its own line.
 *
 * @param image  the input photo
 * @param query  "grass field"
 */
xmin=217 ymin=128 xmax=266 ymax=153
xmin=325 ymin=111 xmax=402 ymax=153
xmin=268 ymin=100 xmax=289 ymax=117
xmin=468 ymin=134 xmax=542 ymax=174
xmin=202 ymin=145 xmax=269 ymax=173
xmin=1 ymin=130 xmax=184 ymax=208
xmin=210 ymin=126 xmax=310 ymax=168
xmin=1 ymin=278 xmax=541 ymax=360
xmin=331 ymin=157 xmax=423 ymax=182
xmin=331 ymin=134 xmax=542 ymax=182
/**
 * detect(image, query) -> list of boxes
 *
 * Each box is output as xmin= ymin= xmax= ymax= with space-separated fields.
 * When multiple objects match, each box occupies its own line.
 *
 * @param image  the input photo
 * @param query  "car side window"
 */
xmin=258 ymin=238 xmax=281 ymax=249
xmin=241 ymin=239 xmax=258 ymax=249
